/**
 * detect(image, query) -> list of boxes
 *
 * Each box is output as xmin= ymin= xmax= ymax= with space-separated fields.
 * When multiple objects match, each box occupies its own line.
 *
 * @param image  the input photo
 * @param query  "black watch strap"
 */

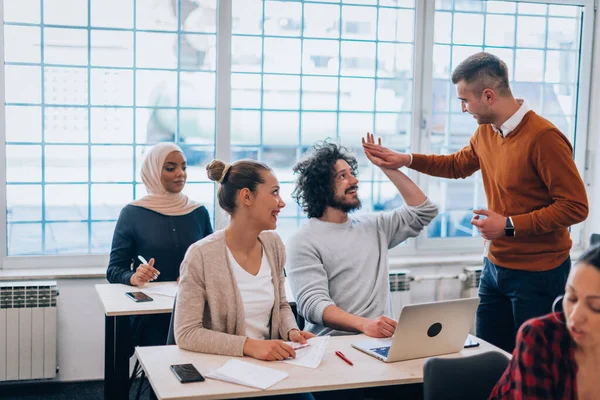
xmin=505 ymin=217 xmax=514 ymax=237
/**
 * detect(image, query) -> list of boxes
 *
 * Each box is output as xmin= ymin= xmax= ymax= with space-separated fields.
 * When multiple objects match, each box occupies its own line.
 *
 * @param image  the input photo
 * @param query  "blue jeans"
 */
xmin=476 ymin=256 xmax=570 ymax=353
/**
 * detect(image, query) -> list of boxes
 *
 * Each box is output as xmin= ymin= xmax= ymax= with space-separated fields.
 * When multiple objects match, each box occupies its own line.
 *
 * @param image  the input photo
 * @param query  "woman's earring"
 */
xmin=552 ymin=295 xmax=566 ymax=324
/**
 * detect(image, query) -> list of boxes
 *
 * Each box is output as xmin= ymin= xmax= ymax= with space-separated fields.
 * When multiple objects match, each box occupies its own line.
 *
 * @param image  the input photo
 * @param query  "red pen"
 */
xmin=335 ymin=351 xmax=353 ymax=366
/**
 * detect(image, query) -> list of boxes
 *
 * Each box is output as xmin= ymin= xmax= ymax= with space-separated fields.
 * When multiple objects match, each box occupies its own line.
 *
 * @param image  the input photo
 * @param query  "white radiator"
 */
xmin=0 ymin=280 xmax=58 ymax=382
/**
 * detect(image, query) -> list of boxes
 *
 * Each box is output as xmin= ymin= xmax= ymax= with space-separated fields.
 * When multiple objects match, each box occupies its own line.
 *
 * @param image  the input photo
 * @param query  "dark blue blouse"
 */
xmin=107 ymin=204 xmax=213 ymax=285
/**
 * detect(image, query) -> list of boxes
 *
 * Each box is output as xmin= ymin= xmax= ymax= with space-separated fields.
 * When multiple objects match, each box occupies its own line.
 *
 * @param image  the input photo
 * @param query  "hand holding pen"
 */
xmin=129 ymin=255 xmax=161 ymax=287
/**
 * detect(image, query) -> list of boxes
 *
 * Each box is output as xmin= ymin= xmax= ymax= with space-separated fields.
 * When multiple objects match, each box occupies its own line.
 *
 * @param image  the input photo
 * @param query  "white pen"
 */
xmin=137 ymin=255 xmax=160 ymax=280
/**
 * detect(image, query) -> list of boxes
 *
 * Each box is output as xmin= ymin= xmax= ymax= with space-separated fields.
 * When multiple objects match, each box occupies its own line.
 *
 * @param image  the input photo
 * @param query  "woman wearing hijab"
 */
xmin=107 ymin=142 xmax=213 ymax=347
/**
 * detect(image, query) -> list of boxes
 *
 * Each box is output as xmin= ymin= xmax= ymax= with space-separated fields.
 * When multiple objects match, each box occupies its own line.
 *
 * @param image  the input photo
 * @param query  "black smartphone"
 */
xmin=170 ymin=364 xmax=205 ymax=383
xmin=464 ymin=337 xmax=480 ymax=348
xmin=125 ymin=291 xmax=153 ymax=302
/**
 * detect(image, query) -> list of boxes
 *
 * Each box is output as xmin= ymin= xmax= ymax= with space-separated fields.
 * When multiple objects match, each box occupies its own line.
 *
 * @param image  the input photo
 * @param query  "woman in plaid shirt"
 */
xmin=490 ymin=244 xmax=600 ymax=399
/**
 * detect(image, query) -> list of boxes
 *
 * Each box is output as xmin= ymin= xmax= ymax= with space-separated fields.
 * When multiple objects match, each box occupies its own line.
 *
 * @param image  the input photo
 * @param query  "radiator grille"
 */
xmin=0 ymin=280 xmax=59 ymax=382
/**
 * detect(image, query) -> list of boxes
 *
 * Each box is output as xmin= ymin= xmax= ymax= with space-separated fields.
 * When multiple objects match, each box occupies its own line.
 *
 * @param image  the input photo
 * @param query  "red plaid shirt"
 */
xmin=489 ymin=313 xmax=577 ymax=399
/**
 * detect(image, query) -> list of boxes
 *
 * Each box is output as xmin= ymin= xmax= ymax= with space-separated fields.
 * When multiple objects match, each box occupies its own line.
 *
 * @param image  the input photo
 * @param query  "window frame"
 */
xmin=1 ymin=0 xmax=595 ymax=269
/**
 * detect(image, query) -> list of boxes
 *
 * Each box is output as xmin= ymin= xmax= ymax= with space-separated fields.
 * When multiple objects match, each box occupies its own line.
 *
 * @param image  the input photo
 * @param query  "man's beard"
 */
xmin=329 ymin=187 xmax=361 ymax=213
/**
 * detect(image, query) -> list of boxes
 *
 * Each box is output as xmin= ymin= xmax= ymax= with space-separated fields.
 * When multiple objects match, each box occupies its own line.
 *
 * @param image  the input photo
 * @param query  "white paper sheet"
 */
xmin=206 ymin=359 xmax=288 ymax=390
xmin=282 ymin=336 xmax=330 ymax=369
xmin=141 ymin=285 xmax=177 ymax=298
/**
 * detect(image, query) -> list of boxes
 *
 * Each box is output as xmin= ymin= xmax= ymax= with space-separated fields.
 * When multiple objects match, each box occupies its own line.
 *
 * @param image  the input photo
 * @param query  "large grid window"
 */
xmin=4 ymin=0 xmax=217 ymax=256
xmin=1 ymin=0 xmax=593 ymax=264
xmin=231 ymin=0 xmax=416 ymax=243
xmin=427 ymin=0 xmax=584 ymax=240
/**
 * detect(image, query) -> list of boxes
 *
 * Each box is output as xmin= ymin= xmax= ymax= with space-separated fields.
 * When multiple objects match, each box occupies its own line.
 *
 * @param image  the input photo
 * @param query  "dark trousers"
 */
xmin=251 ymin=394 xmax=315 ymax=400
xmin=476 ymin=256 xmax=570 ymax=353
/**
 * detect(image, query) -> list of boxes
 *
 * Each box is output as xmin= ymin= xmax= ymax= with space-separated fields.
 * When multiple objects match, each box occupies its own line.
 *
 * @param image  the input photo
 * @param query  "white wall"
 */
xmin=54 ymin=278 xmax=106 ymax=382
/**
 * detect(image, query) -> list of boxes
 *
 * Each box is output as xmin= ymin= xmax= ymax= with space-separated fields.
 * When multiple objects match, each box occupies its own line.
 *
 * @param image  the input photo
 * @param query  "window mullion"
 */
xmin=215 ymin=0 xmax=232 ymax=231
xmin=0 ymin=4 xmax=7 ymax=268
xmin=413 ymin=0 xmax=435 ymax=251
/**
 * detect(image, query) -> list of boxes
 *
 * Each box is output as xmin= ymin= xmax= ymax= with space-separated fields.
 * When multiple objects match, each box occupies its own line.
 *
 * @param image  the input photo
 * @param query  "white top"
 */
xmin=491 ymin=99 xmax=530 ymax=138
xmin=227 ymin=248 xmax=275 ymax=340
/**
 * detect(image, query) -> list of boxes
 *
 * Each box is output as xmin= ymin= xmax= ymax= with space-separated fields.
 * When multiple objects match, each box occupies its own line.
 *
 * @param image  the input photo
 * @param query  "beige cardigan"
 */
xmin=174 ymin=229 xmax=299 ymax=356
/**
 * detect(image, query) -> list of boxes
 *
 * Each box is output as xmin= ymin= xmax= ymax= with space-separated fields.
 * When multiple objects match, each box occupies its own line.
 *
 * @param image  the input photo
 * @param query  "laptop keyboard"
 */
xmin=371 ymin=346 xmax=390 ymax=357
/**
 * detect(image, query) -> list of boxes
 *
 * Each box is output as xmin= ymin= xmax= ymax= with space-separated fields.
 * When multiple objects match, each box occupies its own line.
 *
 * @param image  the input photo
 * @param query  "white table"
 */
xmin=95 ymin=282 xmax=177 ymax=400
xmin=136 ymin=334 xmax=509 ymax=400
xmin=96 ymin=281 xmax=297 ymax=400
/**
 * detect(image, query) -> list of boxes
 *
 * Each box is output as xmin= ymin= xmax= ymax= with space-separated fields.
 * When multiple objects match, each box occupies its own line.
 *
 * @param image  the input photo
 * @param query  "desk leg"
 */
xmin=104 ymin=315 xmax=130 ymax=400
xmin=104 ymin=315 xmax=115 ymax=400
xmin=114 ymin=316 xmax=130 ymax=400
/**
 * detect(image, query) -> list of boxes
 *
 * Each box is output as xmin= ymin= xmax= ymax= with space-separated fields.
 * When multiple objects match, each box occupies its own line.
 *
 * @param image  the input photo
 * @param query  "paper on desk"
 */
xmin=141 ymin=285 xmax=177 ymax=298
xmin=282 ymin=336 xmax=330 ymax=369
xmin=206 ymin=359 xmax=288 ymax=390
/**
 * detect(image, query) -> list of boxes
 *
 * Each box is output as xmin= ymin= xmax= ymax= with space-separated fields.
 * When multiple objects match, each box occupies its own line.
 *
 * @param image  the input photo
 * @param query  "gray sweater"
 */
xmin=286 ymin=199 xmax=438 ymax=336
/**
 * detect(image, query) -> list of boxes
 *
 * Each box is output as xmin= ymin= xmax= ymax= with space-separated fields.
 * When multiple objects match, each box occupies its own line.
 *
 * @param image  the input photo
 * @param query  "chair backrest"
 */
xmin=166 ymin=297 xmax=177 ymax=345
xmin=423 ymin=351 xmax=510 ymax=400
xmin=591 ymin=233 xmax=600 ymax=246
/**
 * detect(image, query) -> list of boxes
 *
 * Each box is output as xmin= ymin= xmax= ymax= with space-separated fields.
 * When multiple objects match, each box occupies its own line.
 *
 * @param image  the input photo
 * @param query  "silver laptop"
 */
xmin=352 ymin=297 xmax=480 ymax=363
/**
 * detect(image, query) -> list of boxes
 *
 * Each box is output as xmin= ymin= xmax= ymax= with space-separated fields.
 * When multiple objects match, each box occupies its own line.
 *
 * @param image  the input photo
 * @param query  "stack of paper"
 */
xmin=282 ymin=336 xmax=330 ymax=369
xmin=206 ymin=359 xmax=288 ymax=390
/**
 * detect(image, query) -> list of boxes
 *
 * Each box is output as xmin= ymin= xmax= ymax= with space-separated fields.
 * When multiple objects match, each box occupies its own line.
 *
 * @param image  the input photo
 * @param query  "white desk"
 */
xmin=136 ymin=334 xmax=508 ymax=400
xmin=96 ymin=281 xmax=177 ymax=316
xmin=95 ymin=282 xmax=178 ymax=400
xmin=96 ymin=281 xmax=297 ymax=400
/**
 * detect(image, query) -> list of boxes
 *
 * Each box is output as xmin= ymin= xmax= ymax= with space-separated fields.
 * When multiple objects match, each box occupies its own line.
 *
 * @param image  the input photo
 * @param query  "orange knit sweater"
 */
xmin=411 ymin=111 xmax=588 ymax=271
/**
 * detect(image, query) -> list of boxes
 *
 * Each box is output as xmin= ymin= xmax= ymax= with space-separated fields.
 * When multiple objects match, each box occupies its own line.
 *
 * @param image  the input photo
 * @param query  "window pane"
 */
xmin=45 ymin=184 xmax=88 ymax=221
xmin=264 ymin=1 xmax=302 ymax=37
xmin=7 ymin=185 xmax=42 ymax=222
xmin=7 ymin=224 xmax=43 ymax=256
xmin=3 ymin=26 xmax=40 ymax=63
xmin=44 ymin=28 xmax=88 ymax=66
xmin=302 ymin=76 xmax=339 ymax=110
xmin=91 ymin=146 xmax=133 ymax=183
xmin=5 ymin=106 xmax=42 ymax=143
xmin=304 ymin=3 xmax=340 ymax=38
xmin=91 ymin=30 xmax=134 ymax=67
xmin=45 ymin=222 xmax=89 ymax=254
xmin=43 ymin=0 xmax=87 ymax=26
xmin=45 ymin=146 xmax=88 ymax=183
xmin=3 ymin=0 xmax=40 ymax=23
xmin=5 ymin=65 xmax=41 ymax=103
xmin=91 ymin=184 xmax=132 ymax=220
xmin=231 ymin=73 xmax=261 ymax=109
xmin=91 ymin=108 xmax=134 ymax=144
xmin=91 ymin=0 xmax=133 ymax=28
xmin=6 ymin=145 xmax=42 ymax=183
xmin=45 ymin=107 xmax=88 ymax=143
xmin=91 ymin=70 xmax=133 ymax=106
xmin=263 ymin=75 xmax=300 ymax=110
xmin=301 ymin=112 xmax=337 ymax=145
xmin=45 ymin=67 xmax=88 ymax=105
xmin=91 ymin=221 xmax=117 ymax=254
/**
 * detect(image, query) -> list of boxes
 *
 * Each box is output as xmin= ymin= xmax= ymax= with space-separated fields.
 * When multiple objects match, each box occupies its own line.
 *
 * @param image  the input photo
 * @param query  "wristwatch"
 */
xmin=505 ymin=217 xmax=514 ymax=237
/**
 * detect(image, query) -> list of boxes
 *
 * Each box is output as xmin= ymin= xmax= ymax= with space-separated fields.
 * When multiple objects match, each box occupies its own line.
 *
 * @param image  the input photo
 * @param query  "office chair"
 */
xmin=423 ymin=351 xmax=510 ymax=400
xmin=590 ymin=233 xmax=600 ymax=246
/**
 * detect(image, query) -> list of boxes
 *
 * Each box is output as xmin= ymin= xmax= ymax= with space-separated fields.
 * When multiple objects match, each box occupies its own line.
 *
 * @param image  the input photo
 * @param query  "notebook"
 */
xmin=205 ymin=359 xmax=288 ymax=390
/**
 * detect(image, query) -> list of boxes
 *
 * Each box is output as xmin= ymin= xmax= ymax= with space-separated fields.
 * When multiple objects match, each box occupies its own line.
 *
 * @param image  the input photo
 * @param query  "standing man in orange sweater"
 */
xmin=362 ymin=52 xmax=589 ymax=353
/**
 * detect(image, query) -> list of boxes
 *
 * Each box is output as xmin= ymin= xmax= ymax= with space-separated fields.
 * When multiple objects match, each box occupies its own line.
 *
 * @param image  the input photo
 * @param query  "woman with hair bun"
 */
xmin=174 ymin=159 xmax=315 ymax=400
